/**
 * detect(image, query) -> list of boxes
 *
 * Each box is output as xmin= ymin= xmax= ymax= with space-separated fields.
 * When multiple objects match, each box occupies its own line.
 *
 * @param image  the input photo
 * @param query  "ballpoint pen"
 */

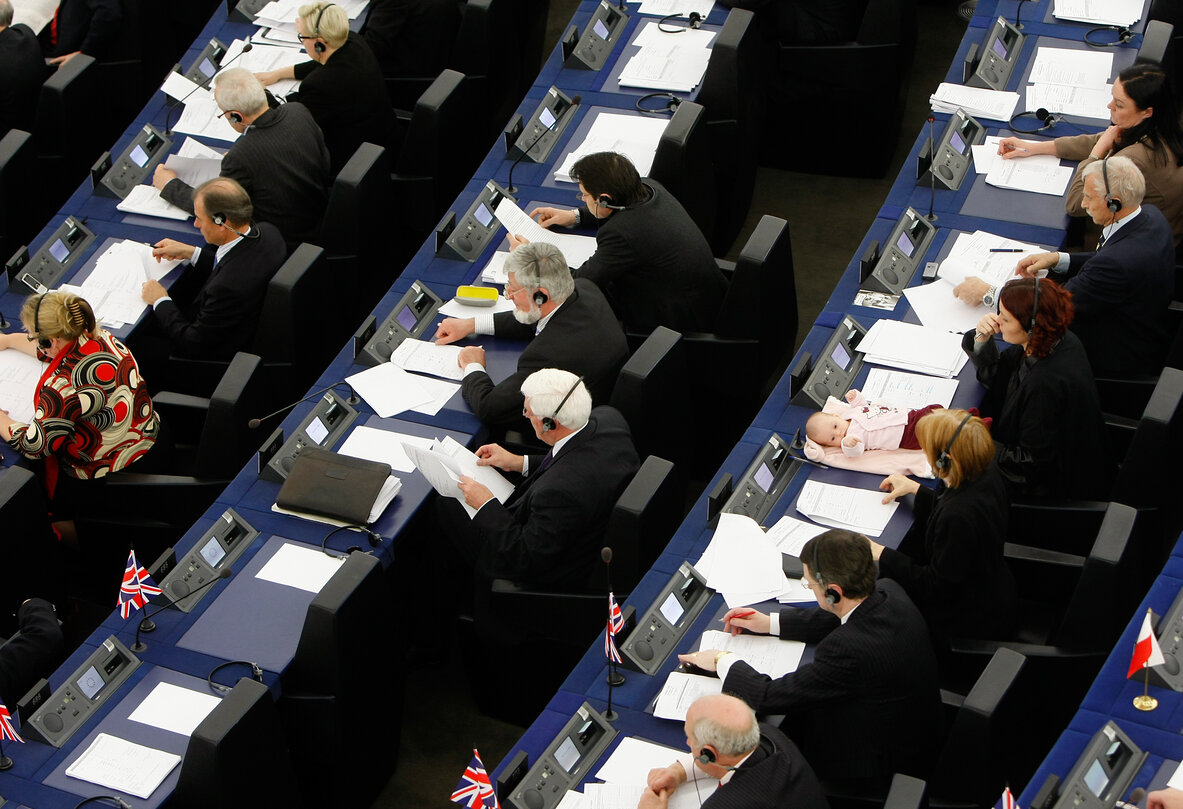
xmin=725 ymin=610 xmax=756 ymax=620
xmin=989 ymin=248 xmax=1024 ymax=252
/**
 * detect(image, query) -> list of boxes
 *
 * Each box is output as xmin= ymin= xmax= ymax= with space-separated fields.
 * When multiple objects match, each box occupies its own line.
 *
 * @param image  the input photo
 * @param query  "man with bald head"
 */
xmin=639 ymin=694 xmax=827 ymax=809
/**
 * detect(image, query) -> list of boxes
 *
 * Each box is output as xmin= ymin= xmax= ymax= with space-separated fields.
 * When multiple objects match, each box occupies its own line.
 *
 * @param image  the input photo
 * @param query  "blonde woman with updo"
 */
xmin=0 ymin=292 xmax=164 ymax=532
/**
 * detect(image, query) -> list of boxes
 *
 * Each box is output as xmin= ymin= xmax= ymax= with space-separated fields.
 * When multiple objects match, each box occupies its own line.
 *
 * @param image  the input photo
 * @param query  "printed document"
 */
xmin=389 ymin=338 xmax=465 ymax=380
xmin=255 ymin=542 xmax=346 ymax=593
xmin=861 ymin=368 xmax=959 ymax=410
xmin=116 ymin=185 xmax=191 ymax=221
xmin=1053 ymin=0 xmax=1141 ymax=26
xmin=553 ymin=113 xmax=668 ymax=183
xmin=796 ymin=480 xmax=900 ymax=537
xmin=595 ymin=737 xmax=683 ymax=785
xmin=1028 ymin=47 xmax=1113 ymax=89
xmin=1025 ymin=83 xmax=1111 ymax=120
xmin=857 ymin=320 xmax=969 ymax=378
xmin=0 ymin=350 xmax=44 ymax=424
xmin=404 ymin=436 xmax=515 ymax=518
xmin=930 ymin=83 xmax=1020 ymax=121
xmin=985 ymin=153 xmax=1073 ymax=196
xmin=653 ymin=671 xmax=723 ymax=721
xmin=494 ymin=198 xmax=599 ymax=267
xmin=337 ymin=426 xmax=435 ymax=473
xmin=698 ymin=630 xmax=805 ymax=679
xmin=65 ymin=733 xmax=181 ymax=799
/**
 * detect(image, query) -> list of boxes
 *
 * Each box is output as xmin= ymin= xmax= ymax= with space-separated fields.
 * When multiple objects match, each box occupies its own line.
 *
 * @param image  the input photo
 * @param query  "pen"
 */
xmin=725 ymin=610 xmax=756 ymax=621
xmin=989 ymin=248 xmax=1024 ymax=252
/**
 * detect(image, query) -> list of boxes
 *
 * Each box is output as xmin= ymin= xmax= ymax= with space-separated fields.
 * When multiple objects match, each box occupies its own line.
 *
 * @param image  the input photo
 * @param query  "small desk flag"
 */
xmin=1000 ymin=785 xmax=1019 ymax=809
xmin=451 ymin=748 xmax=499 ymax=808
xmin=606 ymin=592 xmax=624 ymax=664
xmin=118 ymin=548 xmax=162 ymax=619
xmin=1128 ymin=609 xmax=1165 ymax=678
xmin=0 ymin=702 xmax=23 ymax=743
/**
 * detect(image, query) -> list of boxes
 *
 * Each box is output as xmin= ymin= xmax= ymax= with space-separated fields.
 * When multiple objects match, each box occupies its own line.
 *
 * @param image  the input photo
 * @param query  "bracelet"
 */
xmin=714 ymin=650 xmax=732 ymax=667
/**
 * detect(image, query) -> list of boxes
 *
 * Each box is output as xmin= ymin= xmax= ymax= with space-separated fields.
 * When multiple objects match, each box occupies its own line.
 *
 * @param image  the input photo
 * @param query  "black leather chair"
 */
xmin=696 ymin=8 xmax=762 ymax=253
xmin=648 ymin=101 xmax=717 ymax=254
xmin=0 ymin=466 xmax=63 ymax=629
xmin=0 ymin=129 xmax=37 ymax=265
xmin=34 ymin=54 xmax=101 ymax=204
xmin=883 ymin=774 xmax=927 ymax=809
xmin=609 ymin=326 xmax=689 ymax=472
xmin=451 ymin=0 xmax=520 ymax=138
xmin=1150 ymin=0 xmax=1183 ymax=102
xmin=1137 ymin=19 xmax=1176 ymax=69
xmin=1094 ymin=301 xmax=1183 ymax=418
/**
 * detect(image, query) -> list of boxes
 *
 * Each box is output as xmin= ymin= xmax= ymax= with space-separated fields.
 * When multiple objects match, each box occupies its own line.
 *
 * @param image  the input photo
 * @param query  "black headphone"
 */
xmin=935 ymin=412 xmax=973 ymax=471
xmin=312 ymin=3 xmax=333 ymax=53
xmin=1084 ymin=25 xmax=1134 ymax=48
xmin=658 ymin=11 xmax=702 ymax=32
xmin=32 ymin=293 xmax=50 ymax=350
xmin=635 ymin=91 xmax=682 ymax=115
xmin=1028 ymin=276 xmax=1041 ymax=338
xmin=207 ymin=660 xmax=265 ymax=694
xmin=596 ymin=194 xmax=626 ymax=211
xmin=1008 ymin=107 xmax=1059 ymax=135
xmin=540 ymin=375 xmax=584 ymax=432
xmin=533 ymin=289 xmax=549 ymax=306
xmin=224 ymin=109 xmax=244 ymax=124
xmin=210 ymin=211 xmax=257 ymax=239
xmin=810 ymin=535 xmax=841 ymax=606
xmin=1101 ymin=156 xmax=1122 ymax=213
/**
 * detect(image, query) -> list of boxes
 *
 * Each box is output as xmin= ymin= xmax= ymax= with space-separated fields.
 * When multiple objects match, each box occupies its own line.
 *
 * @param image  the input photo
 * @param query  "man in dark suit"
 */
xmin=519 ymin=152 xmax=727 ymax=335
xmin=140 ymin=178 xmax=286 ymax=360
xmin=681 ymin=529 xmax=942 ymax=789
xmin=254 ymin=2 xmax=398 ymax=175
xmin=435 ymin=242 xmax=629 ymax=433
xmin=152 ymin=68 xmax=331 ymax=246
xmin=361 ymin=0 xmax=459 ymax=79
xmin=716 ymin=0 xmax=867 ymax=44
xmin=0 ymin=0 xmax=46 ymax=138
xmin=39 ymin=0 xmax=121 ymax=67
xmin=956 ymin=156 xmax=1175 ymax=377
xmin=0 ymin=598 xmax=63 ymax=707
xmin=445 ymin=370 xmax=639 ymax=589
xmin=639 ymin=694 xmax=828 ymax=809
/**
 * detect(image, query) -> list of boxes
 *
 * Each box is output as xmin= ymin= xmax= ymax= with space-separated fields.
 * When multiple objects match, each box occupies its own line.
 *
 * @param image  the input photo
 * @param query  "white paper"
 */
xmin=635 ymin=0 xmax=715 ymax=18
xmin=128 ymin=682 xmax=221 ymax=737
xmin=390 ymin=338 xmax=464 ymax=380
xmin=699 ymin=629 xmax=805 ymax=679
xmin=1028 ymin=47 xmax=1113 ymax=89
xmin=765 ymin=515 xmax=830 ymax=557
xmin=1053 ymin=0 xmax=1141 ymax=25
xmin=480 ymin=250 xmax=511 ymax=285
xmin=796 ymin=480 xmax=900 ymax=538
xmin=65 ymin=733 xmax=181 ymax=800
xmin=580 ymin=783 xmax=700 ymax=809
xmin=858 ymin=320 xmax=969 ymax=378
xmin=116 ymin=185 xmax=192 ymax=221
xmin=0 ymin=349 xmax=45 ymax=424
xmin=1168 ymin=759 xmax=1183 ymax=789
xmin=970 ymin=134 xmax=1007 ymax=174
xmin=653 ymin=671 xmax=723 ymax=721
xmin=861 ymin=369 xmax=959 ymax=410
xmin=403 ymin=437 xmax=515 ymax=518
xmin=437 ymin=435 xmax=516 ymax=503
xmin=337 ymin=426 xmax=435 ymax=473
xmin=11 ymin=0 xmax=57 ymax=33
xmin=494 ymin=198 xmax=599 ymax=267
xmin=163 ymin=154 xmax=222 ymax=189
xmin=694 ymin=513 xmax=793 ymax=607
xmin=552 ymin=113 xmax=668 ymax=183
xmin=555 ymin=791 xmax=585 ymax=809
xmin=1026 ymin=83 xmax=1112 ymax=120
xmin=405 ymin=374 xmax=461 ymax=416
xmin=930 ymin=83 xmax=1020 ymax=122
xmin=985 ymin=155 xmax=1074 ymax=196
xmin=176 ymin=136 xmax=224 ymax=160
xmin=346 ymin=362 xmax=436 ymax=417
xmin=437 ymin=295 xmax=516 ymax=318
xmin=618 ymin=25 xmax=714 ymax=92
xmin=903 ymin=279 xmax=990 ymax=334
xmin=161 ymin=70 xmax=203 ymax=102
xmin=255 ymin=542 xmax=346 ymax=593
xmin=173 ymin=93 xmax=241 ymax=142
xmin=595 ymin=737 xmax=683 ymax=785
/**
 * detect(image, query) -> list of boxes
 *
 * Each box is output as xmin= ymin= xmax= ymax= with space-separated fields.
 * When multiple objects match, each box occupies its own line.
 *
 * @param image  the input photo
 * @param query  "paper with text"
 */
xmin=796 ymin=480 xmax=900 ymax=537
xmin=65 ymin=733 xmax=181 ymax=799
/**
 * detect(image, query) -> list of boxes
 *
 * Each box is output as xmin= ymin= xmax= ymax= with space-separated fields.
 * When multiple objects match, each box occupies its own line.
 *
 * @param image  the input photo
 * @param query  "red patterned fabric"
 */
xmin=7 ymin=331 xmax=159 ymax=480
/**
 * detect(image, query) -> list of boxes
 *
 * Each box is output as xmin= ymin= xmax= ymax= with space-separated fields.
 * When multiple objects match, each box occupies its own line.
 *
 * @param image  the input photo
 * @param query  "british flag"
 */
xmin=0 ymin=702 xmax=23 ymax=744
xmin=605 ymin=591 xmax=624 ymax=664
xmin=450 ymin=749 xmax=499 ymax=808
xmin=117 ymin=548 xmax=162 ymax=619
xmin=1000 ymin=786 xmax=1019 ymax=809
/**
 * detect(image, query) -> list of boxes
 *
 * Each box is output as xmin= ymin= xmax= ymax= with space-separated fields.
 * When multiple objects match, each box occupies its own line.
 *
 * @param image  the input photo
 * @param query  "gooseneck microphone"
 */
xmin=163 ymin=39 xmax=254 ymax=136
xmin=603 ymin=545 xmax=624 ymax=719
xmin=247 ymin=382 xmax=360 ymax=430
xmin=926 ymin=116 xmax=938 ymax=222
xmin=133 ymin=567 xmax=234 ymax=652
xmin=1014 ymin=0 xmax=1029 ymax=29
xmin=507 ymin=95 xmax=581 ymax=194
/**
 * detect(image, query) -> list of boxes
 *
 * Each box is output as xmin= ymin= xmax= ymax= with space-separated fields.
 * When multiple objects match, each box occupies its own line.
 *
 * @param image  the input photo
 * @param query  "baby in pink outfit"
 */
xmin=804 ymin=389 xmax=941 ymax=460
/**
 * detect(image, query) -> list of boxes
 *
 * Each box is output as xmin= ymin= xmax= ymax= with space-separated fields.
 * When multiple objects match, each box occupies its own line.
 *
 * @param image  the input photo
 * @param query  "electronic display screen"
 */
xmin=474 ymin=203 xmax=494 ymax=228
xmin=540 ymin=107 xmax=557 ymax=129
xmin=1083 ymin=759 xmax=1108 ymax=797
xmin=950 ymin=131 xmax=966 ymax=154
xmin=305 ymin=416 xmax=329 ymax=445
xmin=991 ymin=36 xmax=1008 ymax=60
xmin=753 ymin=462 xmax=774 ymax=493
xmin=830 ymin=341 xmax=851 ymax=370
xmin=200 ymin=537 xmax=226 ymax=568
xmin=49 ymin=239 xmax=69 ymax=263
xmin=593 ymin=18 xmax=610 ymax=39
xmin=396 ymin=304 xmax=419 ymax=331
xmin=554 ymin=737 xmax=581 ymax=773
xmin=200 ymin=57 xmax=216 ymax=77
xmin=129 ymin=144 xmax=150 ymax=168
xmin=659 ymin=592 xmax=683 ymax=625
xmin=895 ymin=231 xmax=915 ymax=257
xmin=76 ymin=665 xmax=105 ymax=700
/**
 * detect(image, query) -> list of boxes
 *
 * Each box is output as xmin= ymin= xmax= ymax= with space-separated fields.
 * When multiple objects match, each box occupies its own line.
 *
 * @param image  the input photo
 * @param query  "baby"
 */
xmin=804 ymin=389 xmax=942 ymax=459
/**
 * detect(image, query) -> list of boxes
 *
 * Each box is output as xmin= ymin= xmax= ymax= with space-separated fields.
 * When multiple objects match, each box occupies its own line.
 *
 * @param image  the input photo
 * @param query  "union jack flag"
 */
xmin=450 ymin=748 xmax=499 ymax=808
xmin=0 ymin=701 xmax=23 ymax=744
xmin=605 ymin=591 xmax=624 ymax=664
xmin=117 ymin=549 xmax=162 ymax=619
xmin=1000 ymin=786 xmax=1019 ymax=809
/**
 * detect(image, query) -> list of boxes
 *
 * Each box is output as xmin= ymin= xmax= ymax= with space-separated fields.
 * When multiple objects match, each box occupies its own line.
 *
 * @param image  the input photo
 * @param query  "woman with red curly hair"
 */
xmin=962 ymin=278 xmax=1105 ymax=497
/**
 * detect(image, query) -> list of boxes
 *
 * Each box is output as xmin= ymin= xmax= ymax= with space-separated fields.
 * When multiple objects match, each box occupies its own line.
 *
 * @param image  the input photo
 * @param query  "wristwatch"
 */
xmin=982 ymin=285 xmax=999 ymax=308
xmin=571 ymin=208 xmax=581 ymax=226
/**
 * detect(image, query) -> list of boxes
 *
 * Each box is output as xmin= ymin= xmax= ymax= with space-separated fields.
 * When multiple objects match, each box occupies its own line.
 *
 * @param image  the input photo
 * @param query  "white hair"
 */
xmin=1082 ymin=154 xmax=1146 ymax=207
xmin=214 ymin=68 xmax=268 ymax=117
xmin=0 ymin=0 xmax=14 ymax=27
xmin=693 ymin=704 xmax=760 ymax=757
xmin=521 ymin=369 xmax=592 ymax=430
xmin=505 ymin=242 xmax=575 ymax=302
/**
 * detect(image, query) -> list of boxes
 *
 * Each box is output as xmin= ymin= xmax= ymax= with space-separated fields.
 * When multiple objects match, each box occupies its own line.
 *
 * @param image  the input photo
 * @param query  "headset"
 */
xmin=540 ymin=375 xmax=584 ymax=432
xmin=312 ymin=3 xmax=334 ymax=54
xmin=1007 ymin=107 xmax=1060 ymax=135
xmin=934 ymin=412 xmax=973 ymax=472
xmin=596 ymin=194 xmax=627 ymax=211
xmin=31 ymin=293 xmax=51 ymax=350
xmin=1101 ymin=156 xmax=1122 ymax=213
xmin=1084 ymin=25 xmax=1134 ymax=48
xmin=635 ymin=91 xmax=682 ymax=115
xmin=809 ymin=535 xmax=841 ymax=606
xmin=658 ymin=11 xmax=702 ymax=33
xmin=533 ymin=289 xmax=549 ymax=306
xmin=1027 ymin=275 xmax=1041 ymax=339
xmin=207 ymin=659 xmax=265 ymax=694
xmin=210 ymin=210 xmax=258 ymax=239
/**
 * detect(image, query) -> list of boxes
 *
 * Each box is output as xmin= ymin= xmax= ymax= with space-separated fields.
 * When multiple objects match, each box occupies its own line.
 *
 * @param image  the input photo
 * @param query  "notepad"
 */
xmin=66 ymin=733 xmax=181 ymax=799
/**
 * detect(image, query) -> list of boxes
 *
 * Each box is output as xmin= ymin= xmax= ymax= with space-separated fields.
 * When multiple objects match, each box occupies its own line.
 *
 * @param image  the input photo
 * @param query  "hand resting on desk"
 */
xmin=434 ymin=317 xmax=475 ymax=345
xmin=638 ymin=787 xmax=671 ymax=809
xmin=530 ymin=206 xmax=577 ymax=229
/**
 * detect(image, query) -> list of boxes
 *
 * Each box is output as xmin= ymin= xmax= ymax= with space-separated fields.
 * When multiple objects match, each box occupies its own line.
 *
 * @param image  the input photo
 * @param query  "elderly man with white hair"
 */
xmin=639 ymin=693 xmax=828 ymax=809
xmin=153 ymin=67 xmax=331 ymax=244
xmin=443 ymin=368 xmax=639 ymax=589
xmin=954 ymin=155 xmax=1174 ymax=376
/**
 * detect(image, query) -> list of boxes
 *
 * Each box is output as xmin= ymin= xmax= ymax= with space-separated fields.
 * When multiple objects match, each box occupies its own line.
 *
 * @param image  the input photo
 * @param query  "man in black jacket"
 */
xmin=435 ymin=242 xmax=629 ymax=434
xmin=640 ymin=694 xmax=828 ymax=809
xmin=40 ymin=0 xmax=121 ymax=67
xmin=140 ymin=178 xmax=286 ymax=360
xmin=0 ymin=0 xmax=46 ymax=137
xmin=681 ymin=529 xmax=942 ymax=789
xmin=0 ymin=598 xmax=62 ymax=708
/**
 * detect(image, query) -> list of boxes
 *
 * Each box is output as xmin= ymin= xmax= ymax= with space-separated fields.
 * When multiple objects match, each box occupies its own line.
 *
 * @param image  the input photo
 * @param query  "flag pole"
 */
xmin=1134 ymin=665 xmax=1158 ymax=711
xmin=0 ymin=736 xmax=11 ymax=771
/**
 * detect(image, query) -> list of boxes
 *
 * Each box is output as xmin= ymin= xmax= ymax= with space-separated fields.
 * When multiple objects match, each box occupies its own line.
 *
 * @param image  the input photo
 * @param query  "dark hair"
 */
xmin=195 ymin=177 xmax=253 ymax=226
xmin=1115 ymin=63 xmax=1183 ymax=167
xmin=800 ymin=530 xmax=876 ymax=599
xmin=999 ymin=277 xmax=1074 ymax=359
xmin=569 ymin=152 xmax=650 ymax=207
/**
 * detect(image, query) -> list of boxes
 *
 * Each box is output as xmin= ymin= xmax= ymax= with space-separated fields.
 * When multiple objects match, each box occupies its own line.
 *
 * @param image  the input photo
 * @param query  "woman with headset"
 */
xmin=996 ymin=62 xmax=1183 ymax=244
xmin=0 ymin=292 xmax=165 ymax=540
xmin=872 ymin=409 xmax=1017 ymax=647
xmin=961 ymin=278 xmax=1105 ymax=498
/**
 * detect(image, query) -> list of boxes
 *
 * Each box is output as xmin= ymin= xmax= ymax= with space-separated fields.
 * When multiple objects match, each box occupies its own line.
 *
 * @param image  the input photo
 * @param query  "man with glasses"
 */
xmin=152 ymin=68 xmax=330 ymax=246
xmin=434 ymin=242 xmax=629 ymax=434
xmin=677 ymin=529 xmax=941 ymax=790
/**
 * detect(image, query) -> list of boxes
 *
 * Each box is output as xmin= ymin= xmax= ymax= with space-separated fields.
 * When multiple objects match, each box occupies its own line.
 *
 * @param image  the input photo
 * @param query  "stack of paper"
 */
xmin=698 ymin=630 xmax=805 ymax=678
xmin=861 ymin=368 xmax=959 ymax=410
xmin=494 ymin=198 xmax=599 ymax=267
xmin=173 ymin=92 xmax=241 ymax=142
xmin=930 ymin=83 xmax=1020 ymax=121
xmin=116 ymin=185 xmax=192 ymax=221
xmin=1025 ymin=47 xmax=1113 ymax=121
xmin=1053 ymin=0 xmax=1141 ymax=26
xmin=65 ymin=733 xmax=181 ymax=799
xmin=220 ymin=38 xmax=308 ymax=94
xmin=480 ymin=251 xmax=511 ymax=285
xmin=553 ymin=113 xmax=668 ymax=183
xmin=558 ymin=781 xmax=700 ymax=809
xmin=67 ymin=241 xmax=182 ymax=328
xmin=256 ymin=543 xmax=346 ymax=592
xmin=128 ymin=682 xmax=220 ymax=737
xmin=857 ymin=319 xmax=969 ymax=378
xmin=653 ymin=670 xmax=724 ymax=720
xmin=634 ymin=0 xmax=714 ymax=18
xmin=163 ymin=137 xmax=223 ymax=189
xmin=404 ymin=436 xmax=515 ymax=518
xmin=0 ymin=350 xmax=45 ymax=424
xmin=694 ymin=513 xmax=796 ymax=607
xmin=389 ymin=338 xmax=465 ymax=380
xmin=345 ymin=362 xmax=460 ymax=417
xmin=337 ymin=426 xmax=435 ymax=473
xmin=986 ymin=155 xmax=1073 ymax=196
xmin=796 ymin=480 xmax=900 ymax=537
xmin=618 ymin=22 xmax=715 ymax=92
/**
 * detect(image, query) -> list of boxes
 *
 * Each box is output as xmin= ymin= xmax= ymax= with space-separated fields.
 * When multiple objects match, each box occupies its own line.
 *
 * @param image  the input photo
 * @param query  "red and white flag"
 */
xmin=0 ymin=702 xmax=23 ymax=744
xmin=1128 ymin=609 xmax=1166 ymax=678
xmin=1000 ymin=785 xmax=1019 ymax=809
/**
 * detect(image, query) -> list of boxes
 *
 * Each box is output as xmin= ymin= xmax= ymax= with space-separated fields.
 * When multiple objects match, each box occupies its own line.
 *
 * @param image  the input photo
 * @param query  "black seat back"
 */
xmin=601 ymin=455 xmax=683 ymax=588
xmin=194 ymin=352 xmax=266 ymax=479
xmin=649 ymin=101 xmax=716 ymax=247
xmin=0 ymin=130 xmax=37 ymax=263
xmin=610 ymin=326 xmax=689 ymax=469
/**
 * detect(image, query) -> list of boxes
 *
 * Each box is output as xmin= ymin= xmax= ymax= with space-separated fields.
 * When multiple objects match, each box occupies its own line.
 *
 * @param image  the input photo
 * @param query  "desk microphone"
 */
xmin=602 ymin=546 xmax=624 ymax=720
xmin=507 ymin=95 xmax=581 ymax=194
xmin=133 ymin=566 xmax=233 ymax=651
xmin=247 ymin=382 xmax=360 ymax=429
xmin=1014 ymin=0 xmax=1030 ymax=29
xmin=926 ymin=116 xmax=938 ymax=222
xmin=163 ymin=38 xmax=254 ymax=136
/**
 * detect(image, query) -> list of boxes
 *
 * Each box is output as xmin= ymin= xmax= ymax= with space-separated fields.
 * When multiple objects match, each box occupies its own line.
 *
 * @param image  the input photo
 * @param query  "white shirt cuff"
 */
xmin=768 ymin=611 xmax=780 ymax=635
xmin=473 ymin=314 xmax=495 ymax=334
xmin=1054 ymin=252 xmax=1070 ymax=272
xmin=190 ymin=246 xmax=202 ymax=265
xmin=462 ymin=363 xmax=486 ymax=378
xmin=716 ymin=652 xmax=741 ymax=681
xmin=521 ymin=455 xmax=530 ymax=476
xmin=151 ymin=296 xmax=173 ymax=309
xmin=676 ymin=753 xmax=696 ymax=781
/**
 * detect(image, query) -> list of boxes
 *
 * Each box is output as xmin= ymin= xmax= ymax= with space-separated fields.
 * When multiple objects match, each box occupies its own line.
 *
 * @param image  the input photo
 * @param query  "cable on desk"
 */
xmin=73 ymin=797 xmax=132 ymax=809
xmin=636 ymin=91 xmax=683 ymax=115
xmin=657 ymin=11 xmax=702 ymax=33
xmin=207 ymin=660 xmax=264 ymax=694
xmin=1084 ymin=25 xmax=1134 ymax=47
xmin=319 ymin=523 xmax=380 ymax=558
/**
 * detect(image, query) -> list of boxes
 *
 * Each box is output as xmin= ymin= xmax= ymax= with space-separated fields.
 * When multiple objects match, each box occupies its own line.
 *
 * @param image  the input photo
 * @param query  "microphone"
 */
xmin=1014 ymin=0 xmax=1029 ymax=29
xmin=601 ymin=546 xmax=613 ymax=566
xmin=507 ymin=95 xmax=581 ymax=194
xmin=926 ymin=116 xmax=938 ymax=222
xmin=163 ymin=38 xmax=254 ymax=136
xmin=133 ymin=566 xmax=233 ymax=652
xmin=247 ymin=382 xmax=360 ymax=429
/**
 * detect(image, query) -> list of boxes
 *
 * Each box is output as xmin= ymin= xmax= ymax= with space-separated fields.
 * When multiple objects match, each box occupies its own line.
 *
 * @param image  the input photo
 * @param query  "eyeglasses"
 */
xmin=296 ymin=34 xmax=317 ymax=42
xmin=503 ymin=283 xmax=528 ymax=299
xmin=800 ymin=578 xmax=819 ymax=590
xmin=26 ymin=334 xmax=51 ymax=350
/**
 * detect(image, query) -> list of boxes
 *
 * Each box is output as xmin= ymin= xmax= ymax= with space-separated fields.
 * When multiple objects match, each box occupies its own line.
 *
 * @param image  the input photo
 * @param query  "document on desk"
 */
xmin=345 ymin=362 xmax=436 ymax=417
xmin=553 ymin=113 xmax=669 ymax=183
xmin=618 ymin=23 xmax=715 ymax=92
xmin=699 ymin=630 xmax=805 ymax=679
xmin=65 ymin=733 xmax=181 ymax=799
xmin=116 ymin=185 xmax=192 ymax=221
xmin=69 ymin=241 xmax=183 ymax=328
xmin=695 ymin=513 xmax=794 ymax=607
xmin=174 ymin=92 xmax=242 ymax=142
xmin=903 ymin=281 xmax=988 ymax=334
xmin=337 ymin=425 xmax=435 ymax=473
xmin=479 ymin=250 xmax=511 ymax=285
xmin=256 ymin=542 xmax=346 ymax=593
xmin=653 ymin=671 xmax=723 ymax=721
xmin=595 ymin=737 xmax=683 ymax=785
xmin=493 ymin=198 xmax=599 ymax=267
xmin=128 ymin=682 xmax=221 ymax=737
xmin=404 ymin=437 xmax=515 ymax=518
xmin=0 ymin=350 xmax=44 ymax=424
xmin=1168 ymin=759 xmax=1183 ymax=789
xmin=581 ymin=782 xmax=700 ymax=809
xmin=163 ymin=154 xmax=222 ymax=189
xmin=1053 ymin=0 xmax=1141 ymax=27
xmin=1026 ymin=83 xmax=1112 ymax=120
xmin=176 ymin=135 xmax=224 ymax=161
xmin=796 ymin=480 xmax=900 ymax=537
xmin=985 ymin=155 xmax=1073 ymax=196
xmin=862 ymin=369 xmax=959 ymax=410
xmin=226 ymin=40 xmax=308 ymax=95
xmin=929 ymin=83 xmax=1020 ymax=121
xmin=161 ymin=70 xmax=203 ymax=103
xmin=1029 ymin=47 xmax=1113 ymax=89
xmin=857 ymin=320 xmax=969 ymax=378
xmin=389 ymin=338 xmax=465 ymax=381
xmin=970 ymin=135 xmax=1005 ymax=174
xmin=635 ymin=0 xmax=715 ymax=16
xmin=765 ymin=514 xmax=832 ymax=556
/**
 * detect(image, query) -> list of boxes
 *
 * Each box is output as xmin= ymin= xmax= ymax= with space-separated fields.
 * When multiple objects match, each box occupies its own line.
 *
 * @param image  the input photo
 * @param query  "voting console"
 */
xmin=964 ymin=16 xmax=1025 ymax=92
xmin=506 ymin=702 xmax=618 ymax=809
xmin=354 ymin=280 xmax=445 ymax=366
xmin=790 ymin=316 xmax=868 ymax=409
xmin=619 ymin=562 xmax=713 ymax=675
xmin=860 ymin=206 xmax=937 ymax=296
xmin=6 ymin=217 xmax=96 ymax=295
xmin=564 ymin=1 xmax=629 ymax=71
xmin=259 ymin=390 xmax=359 ymax=481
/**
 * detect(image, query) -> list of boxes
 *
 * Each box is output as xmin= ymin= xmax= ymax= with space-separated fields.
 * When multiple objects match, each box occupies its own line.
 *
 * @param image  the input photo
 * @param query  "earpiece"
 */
xmin=540 ymin=375 xmax=584 ymax=433
xmin=212 ymin=212 xmax=226 ymax=226
xmin=211 ymin=211 xmax=255 ymax=239
xmin=597 ymin=194 xmax=626 ymax=211
xmin=533 ymin=290 xmax=549 ymax=306
xmin=1102 ymin=156 xmax=1122 ymax=213
xmin=227 ymin=110 xmax=243 ymax=124
xmin=1027 ymin=276 xmax=1041 ymax=338
xmin=312 ymin=3 xmax=333 ymax=54
xmin=935 ymin=412 xmax=973 ymax=472
xmin=696 ymin=747 xmax=716 ymax=765
xmin=810 ymin=535 xmax=841 ymax=606
xmin=32 ymin=293 xmax=50 ymax=350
